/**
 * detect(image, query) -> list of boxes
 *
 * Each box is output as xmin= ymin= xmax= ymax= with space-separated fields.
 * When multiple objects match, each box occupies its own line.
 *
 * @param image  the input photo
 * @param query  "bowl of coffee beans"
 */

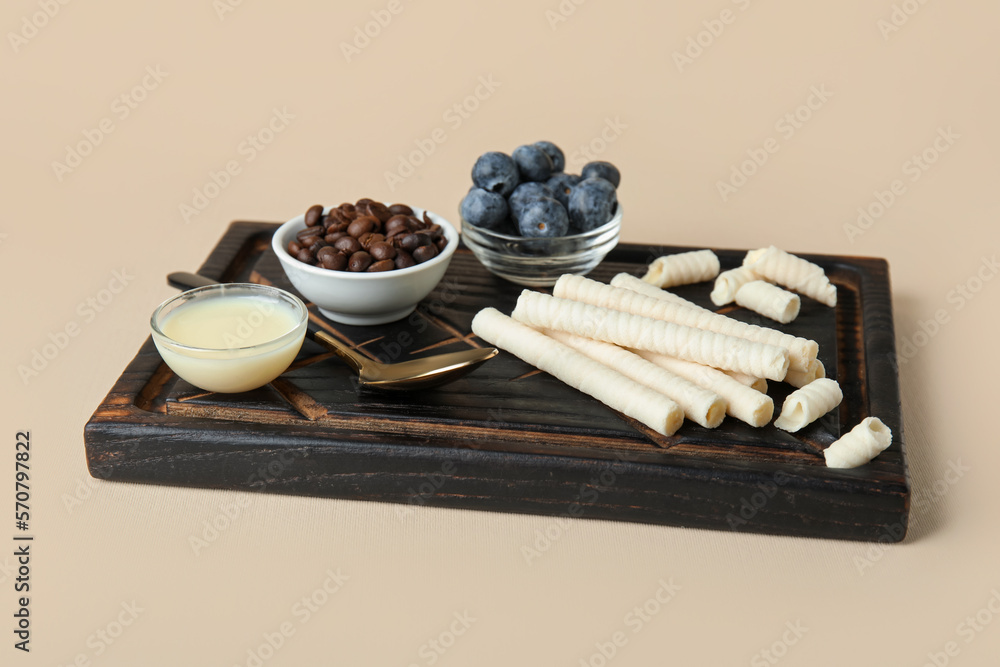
xmin=272 ymin=199 xmax=458 ymax=325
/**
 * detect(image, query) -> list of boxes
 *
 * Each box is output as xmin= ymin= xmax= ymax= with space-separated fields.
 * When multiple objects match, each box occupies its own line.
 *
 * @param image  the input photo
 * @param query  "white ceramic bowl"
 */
xmin=272 ymin=206 xmax=458 ymax=326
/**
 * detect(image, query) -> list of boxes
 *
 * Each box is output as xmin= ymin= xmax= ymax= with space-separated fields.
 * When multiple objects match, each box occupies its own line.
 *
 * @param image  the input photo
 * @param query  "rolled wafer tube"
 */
xmin=743 ymin=246 xmax=837 ymax=307
xmin=636 ymin=352 xmax=774 ymax=427
xmin=735 ymin=280 xmax=801 ymax=324
xmin=471 ymin=308 xmax=684 ymax=436
xmin=612 ymin=273 xmax=711 ymax=313
xmin=511 ymin=290 xmax=790 ymax=381
xmin=784 ymin=359 xmax=825 ymax=389
xmin=774 ymin=377 xmax=843 ymax=433
xmin=557 ymin=274 xmax=815 ymax=374
xmin=824 ymin=417 xmax=893 ymax=468
xmin=723 ymin=370 xmax=768 ymax=393
xmin=711 ymin=267 xmax=759 ymax=306
xmin=544 ymin=330 xmax=726 ymax=428
xmin=641 ymin=250 xmax=720 ymax=288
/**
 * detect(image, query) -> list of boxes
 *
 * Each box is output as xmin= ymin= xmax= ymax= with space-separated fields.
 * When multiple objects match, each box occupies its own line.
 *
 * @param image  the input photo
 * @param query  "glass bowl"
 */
xmin=150 ymin=283 xmax=308 ymax=393
xmin=460 ymin=205 xmax=622 ymax=287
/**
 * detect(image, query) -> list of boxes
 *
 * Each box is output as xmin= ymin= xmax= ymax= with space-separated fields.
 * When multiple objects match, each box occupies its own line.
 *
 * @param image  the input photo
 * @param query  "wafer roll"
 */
xmin=641 ymin=250 xmax=720 ymax=288
xmin=471 ymin=308 xmax=683 ymax=436
xmin=511 ymin=290 xmax=789 ymax=381
xmin=557 ymin=274 xmax=815 ymax=374
xmin=612 ymin=273 xmax=710 ymax=313
xmin=824 ymin=417 xmax=892 ymax=468
xmin=637 ymin=352 xmax=774 ymax=427
xmin=545 ymin=330 xmax=726 ymax=428
xmin=743 ymin=246 xmax=836 ymax=307
xmin=735 ymin=280 xmax=801 ymax=324
xmin=723 ymin=370 xmax=768 ymax=393
xmin=774 ymin=378 xmax=843 ymax=433
xmin=784 ymin=359 xmax=825 ymax=388
xmin=711 ymin=267 xmax=760 ymax=306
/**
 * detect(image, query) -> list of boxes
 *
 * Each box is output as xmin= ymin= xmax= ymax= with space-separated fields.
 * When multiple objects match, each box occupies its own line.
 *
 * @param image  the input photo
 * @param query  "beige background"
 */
xmin=3 ymin=0 xmax=999 ymax=664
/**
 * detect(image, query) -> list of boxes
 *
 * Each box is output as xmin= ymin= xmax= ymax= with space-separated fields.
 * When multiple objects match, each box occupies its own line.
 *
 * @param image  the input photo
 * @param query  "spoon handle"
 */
xmin=166 ymin=272 xmax=368 ymax=374
xmin=310 ymin=331 xmax=368 ymax=376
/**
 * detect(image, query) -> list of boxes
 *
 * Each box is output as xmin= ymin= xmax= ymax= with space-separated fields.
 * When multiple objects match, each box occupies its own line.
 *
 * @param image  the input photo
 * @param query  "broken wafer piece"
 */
xmin=743 ymin=246 xmax=837 ymax=307
xmin=511 ymin=290 xmax=790 ymax=381
xmin=556 ymin=274 xmax=813 ymax=374
xmin=637 ymin=352 xmax=774 ymax=428
xmin=735 ymin=280 xmax=801 ymax=324
xmin=824 ymin=417 xmax=893 ymax=468
xmin=641 ymin=249 xmax=720 ymax=288
xmin=710 ymin=267 xmax=759 ymax=306
xmin=471 ymin=308 xmax=684 ymax=436
xmin=544 ymin=330 xmax=726 ymax=428
xmin=774 ymin=377 xmax=843 ymax=433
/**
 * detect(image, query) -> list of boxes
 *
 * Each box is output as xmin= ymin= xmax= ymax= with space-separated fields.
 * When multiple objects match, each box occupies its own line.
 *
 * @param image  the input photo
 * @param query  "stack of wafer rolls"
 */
xmin=470 ymin=249 xmax=854 ymax=446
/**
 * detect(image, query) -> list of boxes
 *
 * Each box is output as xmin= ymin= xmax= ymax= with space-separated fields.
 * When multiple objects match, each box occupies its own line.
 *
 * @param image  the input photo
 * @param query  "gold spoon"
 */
xmin=167 ymin=272 xmax=497 ymax=391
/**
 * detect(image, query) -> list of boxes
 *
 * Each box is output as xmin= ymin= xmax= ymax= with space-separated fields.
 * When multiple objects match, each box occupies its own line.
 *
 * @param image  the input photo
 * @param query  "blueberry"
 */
xmin=568 ymin=177 xmax=618 ymax=232
xmin=546 ymin=172 xmax=581 ymax=208
xmin=512 ymin=144 xmax=555 ymax=182
xmin=517 ymin=197 xmax=570 ymax=238
xmin=461 ymin=188 xmax=509 ymax=230
xmin=581 ymin=161 xmax=621 ymax=188
xmin=472 ymin=151 xmax=520 ymax=197
xmin=508 ymin=182 xmax=555 ymax=221
xmin=533 ymin=141 xmax=565 ymax=172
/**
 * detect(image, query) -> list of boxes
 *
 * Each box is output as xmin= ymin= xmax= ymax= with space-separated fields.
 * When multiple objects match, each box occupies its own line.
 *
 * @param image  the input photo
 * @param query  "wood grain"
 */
xmin=84 ymin=223 xmax=909 ymax=541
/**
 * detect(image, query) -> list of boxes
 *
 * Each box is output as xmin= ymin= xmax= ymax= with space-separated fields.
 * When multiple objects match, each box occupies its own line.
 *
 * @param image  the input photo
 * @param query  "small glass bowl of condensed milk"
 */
xmin=150 ymin=283 xmax=308 ymax=393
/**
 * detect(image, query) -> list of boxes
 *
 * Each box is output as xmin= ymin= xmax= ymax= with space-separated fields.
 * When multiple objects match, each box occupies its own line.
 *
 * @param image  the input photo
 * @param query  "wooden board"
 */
xmin=84 ymin=222 xmax=909 ymax=541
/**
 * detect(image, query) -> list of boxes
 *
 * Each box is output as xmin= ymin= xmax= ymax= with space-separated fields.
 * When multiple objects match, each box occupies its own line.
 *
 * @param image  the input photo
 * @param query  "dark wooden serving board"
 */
xmin=85 ymin=223 xmax=909 ymax=541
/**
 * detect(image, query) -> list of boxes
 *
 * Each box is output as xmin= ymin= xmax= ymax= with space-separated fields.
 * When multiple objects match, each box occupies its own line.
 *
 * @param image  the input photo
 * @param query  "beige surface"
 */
xmin=3 ymin=1 xmax=999 ymax=664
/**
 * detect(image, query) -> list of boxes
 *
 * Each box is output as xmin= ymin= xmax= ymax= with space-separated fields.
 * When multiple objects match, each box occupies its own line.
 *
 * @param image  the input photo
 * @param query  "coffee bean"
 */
xmin=297 ymin=225 xmax=325 ymax=241
xmin=369 ymin=242 xmax=396 ymax=261
xmin=384 ymin=215 xmax=412 ymax=235
xmin=291 ymin=199 xmax=446 ymax=273
xmin=304 ymin=204 xmax=324 ymax=228
xmin=316 ymin=246 xmax=338 ymax=262
xmin=348 ymin=216 xmax=378 ymax=238
xmin=388 ymin=203 xmax=414 ymax=216
xmin=347 ymin=251 xmax=372 ymax=272
xmin=325 ymin=209 xmax=349 ymax=228
xmin=334 ymin=236 xmax=362 ymax=254
xmin=366 ymin=201 xmax=392 ymax=223
xmin=299 ymin=235 xmax=322 ymax=251
xmin=412 ymin=245 xmax=438 ymax=263
xmin=399 ymin=233 xmax=424 ymax=252
xmin=394 ymin=249 xmax=415 ymax=269
xmin=320 ymin=250 xmax=347 ymax=271
xmin=359 ymin=232 xmax=385 ymax=248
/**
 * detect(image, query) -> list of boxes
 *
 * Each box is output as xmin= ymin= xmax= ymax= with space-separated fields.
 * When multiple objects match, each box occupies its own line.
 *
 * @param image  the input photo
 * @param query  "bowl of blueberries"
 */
xmin=459 ymin=141 xmax=622 ymax=287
